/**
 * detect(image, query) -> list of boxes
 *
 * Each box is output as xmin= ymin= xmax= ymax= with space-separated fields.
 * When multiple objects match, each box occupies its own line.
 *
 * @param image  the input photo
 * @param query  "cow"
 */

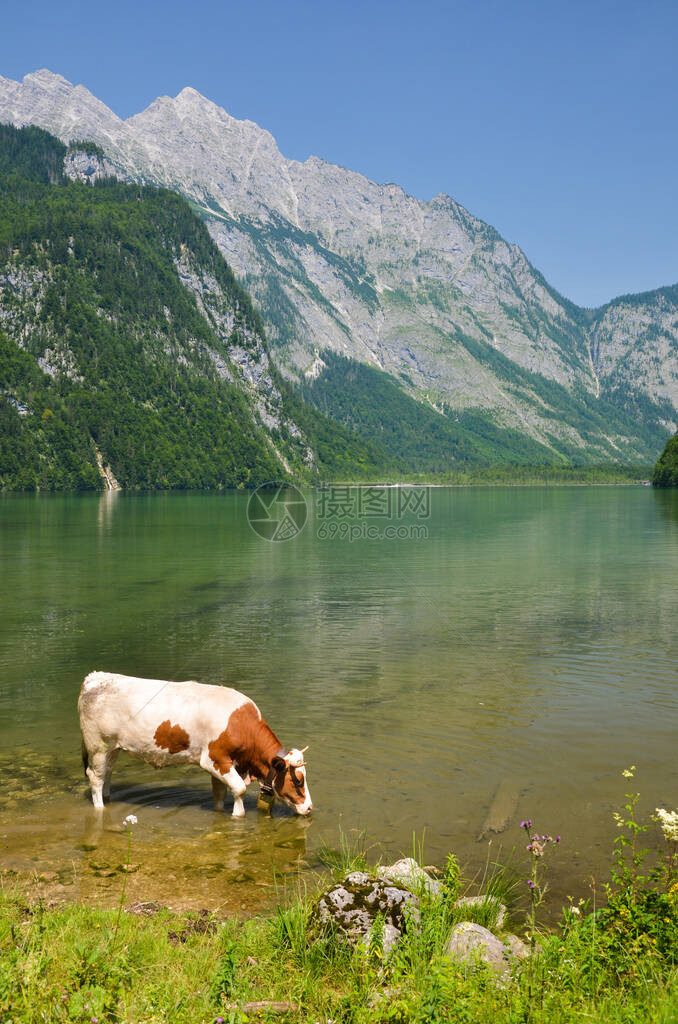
xmin=78 ymin=672 xmax=312 ymax=817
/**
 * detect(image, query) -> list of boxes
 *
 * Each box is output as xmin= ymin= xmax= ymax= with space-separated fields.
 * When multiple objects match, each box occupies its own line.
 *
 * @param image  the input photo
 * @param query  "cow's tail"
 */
xmin=81 ymin=735 xmax=89 ymax=777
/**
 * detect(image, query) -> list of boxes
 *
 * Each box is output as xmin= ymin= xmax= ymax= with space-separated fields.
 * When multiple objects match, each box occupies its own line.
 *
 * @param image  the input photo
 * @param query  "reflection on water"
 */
xmin=0 ymin=487 xmax=677 ymax=911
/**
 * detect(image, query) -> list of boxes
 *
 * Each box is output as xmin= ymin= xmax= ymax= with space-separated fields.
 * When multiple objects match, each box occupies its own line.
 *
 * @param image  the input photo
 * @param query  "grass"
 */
xmin=1 ymin=779 xmax=676 ymax=1022
xmin=1 ymin=858 xmax=676 ymax=1023
xmin=0 ymin=883 xmax=676 ymax=1023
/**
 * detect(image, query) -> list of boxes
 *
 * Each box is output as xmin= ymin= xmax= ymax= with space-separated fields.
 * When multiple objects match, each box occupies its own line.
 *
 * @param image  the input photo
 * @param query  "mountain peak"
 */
xmin=24 ymin=68 xmax=73 ymax=88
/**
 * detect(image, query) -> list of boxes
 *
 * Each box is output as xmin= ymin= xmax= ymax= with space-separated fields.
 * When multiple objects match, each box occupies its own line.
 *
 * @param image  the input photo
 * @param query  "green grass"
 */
xmin=1 ymin=885 xmax=675 ymax=1023
xmin=2 ymin=847 xmax=676 ymax=1024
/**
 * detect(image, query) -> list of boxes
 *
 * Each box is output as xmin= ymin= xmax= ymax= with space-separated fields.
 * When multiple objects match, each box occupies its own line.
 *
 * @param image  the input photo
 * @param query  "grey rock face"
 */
xmin=2 ymin=69 xmax=676 ymax=455
xmin=63 ymin=150 xmax=115 ymax=184
xmin=316 ymin=871 xmax=420 ymax=953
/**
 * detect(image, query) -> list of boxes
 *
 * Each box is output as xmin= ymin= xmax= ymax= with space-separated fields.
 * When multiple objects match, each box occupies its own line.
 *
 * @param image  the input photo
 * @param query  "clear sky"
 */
xmin=1 ymin=0 xmax=676 ymax=307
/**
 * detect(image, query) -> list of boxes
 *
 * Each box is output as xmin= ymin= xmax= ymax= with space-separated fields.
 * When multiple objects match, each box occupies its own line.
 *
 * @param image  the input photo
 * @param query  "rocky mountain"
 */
xmin=0 ymin=124 xmax=386 ymax=490
xmin=2 ymin=69 xmax=677 ymax=464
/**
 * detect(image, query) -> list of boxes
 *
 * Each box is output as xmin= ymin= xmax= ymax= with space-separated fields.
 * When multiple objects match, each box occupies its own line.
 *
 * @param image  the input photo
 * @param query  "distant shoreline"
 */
xmin=0 ymin=465 xmax=658 ymax=496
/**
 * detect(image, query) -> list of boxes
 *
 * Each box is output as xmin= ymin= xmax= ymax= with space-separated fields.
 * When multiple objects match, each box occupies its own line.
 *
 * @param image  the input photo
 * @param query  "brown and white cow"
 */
xmin=78 ymin=672 xmax=312 ymax=817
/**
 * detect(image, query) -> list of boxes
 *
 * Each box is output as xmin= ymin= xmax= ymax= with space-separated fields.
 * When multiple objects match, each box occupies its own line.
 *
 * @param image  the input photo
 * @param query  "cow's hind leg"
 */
xmin=102 ymin=749 xmax=119 ymax=804
xmin=86 ymin=748 xmax=116 ymax=809
xmin=211 ymin=776 xmax=227 ymax=811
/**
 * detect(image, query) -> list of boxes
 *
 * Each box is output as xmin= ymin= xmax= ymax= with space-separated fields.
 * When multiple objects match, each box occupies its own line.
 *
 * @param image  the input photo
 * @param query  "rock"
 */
xmin=503 ymin=933 xmax=530 ymax=960
xmin=445 ymin=922 xmax=524 ymax=978
xmin=478 ymin=778 xmax=520 ymax=839
xmin=126 ymin=901 xmax=162 ymax=916
xmin=63 ymin=150 xmax=115 ymax=184
xmin=454 ymin=895 xmax=507 ymax=928
xmin=376 ymin=858 xmax=442 ymax=898
xmin=316 ymin=871 xmax=419 ymax=953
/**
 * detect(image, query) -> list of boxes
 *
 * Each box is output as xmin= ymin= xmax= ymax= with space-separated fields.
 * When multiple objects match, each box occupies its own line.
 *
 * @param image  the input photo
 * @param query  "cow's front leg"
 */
xmin=200 ymin=752 xmax=248 ymax=817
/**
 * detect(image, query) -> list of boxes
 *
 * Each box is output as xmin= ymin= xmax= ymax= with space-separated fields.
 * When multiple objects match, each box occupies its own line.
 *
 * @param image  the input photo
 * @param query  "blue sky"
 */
xmin=2 ymin=0 xmax=676 ymax=307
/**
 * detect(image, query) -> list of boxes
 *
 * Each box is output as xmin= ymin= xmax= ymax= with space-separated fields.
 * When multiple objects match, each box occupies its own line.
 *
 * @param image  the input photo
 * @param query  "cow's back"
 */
xmin=78 ymin=672 xmax=254 ymax=764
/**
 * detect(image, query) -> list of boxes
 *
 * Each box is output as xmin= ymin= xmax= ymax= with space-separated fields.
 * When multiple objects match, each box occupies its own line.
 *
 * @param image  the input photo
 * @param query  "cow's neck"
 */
xmin=247 ymin=719 xmax=285 ymax=781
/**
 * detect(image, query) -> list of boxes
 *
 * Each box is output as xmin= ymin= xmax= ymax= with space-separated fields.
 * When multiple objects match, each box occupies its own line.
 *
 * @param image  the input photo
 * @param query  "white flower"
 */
xmin=571 ymin=905 xmax=581 ymax=916
xmin=123 ymin=814 xmax=138 ymax=827
xmin=654 ymin=808 xmax=678 ymax=843
xmin=621 ymin=765 xmax=636 ymax=779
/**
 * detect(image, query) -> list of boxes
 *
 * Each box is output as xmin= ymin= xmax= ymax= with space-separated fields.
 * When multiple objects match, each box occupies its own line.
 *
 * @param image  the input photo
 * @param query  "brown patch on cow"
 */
xmin=154 ymin=720 xmax=190 ymax=754
xmin=273 ymin=762 xmax=308 ymax=807
xmin=207 ymin=702 xmax=281 ymax=778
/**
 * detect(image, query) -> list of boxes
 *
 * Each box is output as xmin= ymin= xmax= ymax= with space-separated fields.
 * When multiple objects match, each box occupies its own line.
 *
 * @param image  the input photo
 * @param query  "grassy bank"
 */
xmin=1 ymin=876 xmax=676 ymax=1023
xmin=2 ymin=782 xmax=677 ymax=1023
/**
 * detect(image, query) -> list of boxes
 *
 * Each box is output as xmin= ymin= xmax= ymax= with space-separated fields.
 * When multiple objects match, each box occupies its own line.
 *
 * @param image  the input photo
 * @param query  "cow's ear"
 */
xmin=272 ymin=755 xmax=286 ymax=772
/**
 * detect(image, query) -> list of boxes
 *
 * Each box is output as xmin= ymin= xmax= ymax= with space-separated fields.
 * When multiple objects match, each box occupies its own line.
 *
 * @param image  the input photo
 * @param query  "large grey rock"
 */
xmin=503 ymin=933 xmax=530 ymax=961
xmin=376 ymin=857 xmax=442 ymax=898
xmin=316 ymin=871 xmax=420 ymax=953
xmin=445 ymin=922 xmax=524 ymax=978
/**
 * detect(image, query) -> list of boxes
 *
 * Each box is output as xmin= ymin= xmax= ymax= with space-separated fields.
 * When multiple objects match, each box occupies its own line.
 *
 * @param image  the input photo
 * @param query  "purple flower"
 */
xmin=526 ymin=879 xmax=536 ymax=888
xmin=520 ymin=819 xmax=533 ymax=829
xmin=216 ymin=1018 xmax=224 ymax=1023
xmin=556 ymin=836 xmax=561 ymax=843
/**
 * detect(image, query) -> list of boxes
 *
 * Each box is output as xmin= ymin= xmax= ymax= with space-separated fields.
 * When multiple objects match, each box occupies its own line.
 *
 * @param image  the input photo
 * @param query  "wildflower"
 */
xmin=669 ymin=882 xmax=678 ymax=900
xmin=526 ymin=879 xmax=536 ymax=889
xmin=571 ymin=906 xmax=581 ymax=916
xmin=654 ymin=808 xmax=678 ymax=843
xmin=621 ymin=765 xmax=636 ymax=779
xmin=123 ymin=814 xmax=138 ymax=827
xmin=613 ymin=812 xmax=624 ymax=828
xmin=520 ymin=820 xmax=533 ymax=829
xmin=556 ymin=836 xmax=561 ymax=843
xmin=216 ymin=1018 xmax=224 ymax=1023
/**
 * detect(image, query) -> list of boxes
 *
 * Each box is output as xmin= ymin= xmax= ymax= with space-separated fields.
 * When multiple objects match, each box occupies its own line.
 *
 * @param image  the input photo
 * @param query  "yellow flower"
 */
xmin=621 ymin=765 xmax=636 ymax=779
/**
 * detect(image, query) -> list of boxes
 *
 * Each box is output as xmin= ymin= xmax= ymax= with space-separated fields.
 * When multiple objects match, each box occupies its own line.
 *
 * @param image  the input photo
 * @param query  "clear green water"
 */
xmin=1 ymin=487 xmax=677 ymax=913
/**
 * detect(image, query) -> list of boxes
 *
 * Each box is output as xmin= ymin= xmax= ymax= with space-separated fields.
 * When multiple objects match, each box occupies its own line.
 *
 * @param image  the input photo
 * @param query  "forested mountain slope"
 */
xmin=0 ymin=125 xmax=387 ymax=490
xmin=652 ymin=430 xmax=678 ymax=487
xmin=1 ymin=70 xmax=675 ymax=465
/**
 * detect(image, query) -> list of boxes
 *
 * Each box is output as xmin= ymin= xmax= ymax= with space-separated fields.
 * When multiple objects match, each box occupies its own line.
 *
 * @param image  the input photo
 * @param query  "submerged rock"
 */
xmin=316 ymin=870 xmax=419 ymax=953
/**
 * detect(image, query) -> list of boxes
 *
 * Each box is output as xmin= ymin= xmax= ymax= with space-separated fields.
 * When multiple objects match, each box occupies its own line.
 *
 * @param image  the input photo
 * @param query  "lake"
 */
xmin=1 ymin=486 xmax=676 ymax=915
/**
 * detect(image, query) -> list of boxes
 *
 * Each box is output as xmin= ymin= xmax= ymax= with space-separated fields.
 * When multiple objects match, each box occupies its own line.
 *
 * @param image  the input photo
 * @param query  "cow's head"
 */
xmin=271 ymin=748 xmax=312 ymax=815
